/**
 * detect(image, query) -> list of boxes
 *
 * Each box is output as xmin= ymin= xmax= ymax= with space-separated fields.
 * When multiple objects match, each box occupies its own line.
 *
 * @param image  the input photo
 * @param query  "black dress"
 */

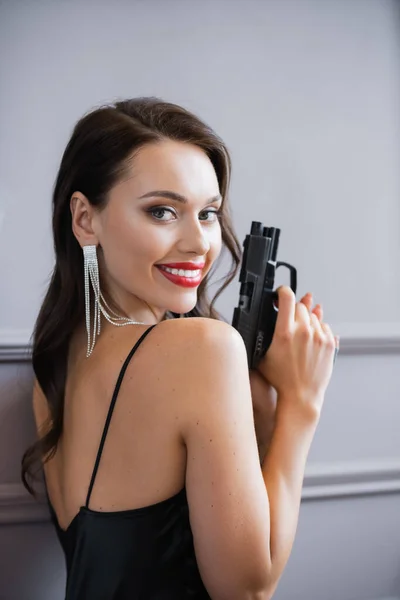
xmin=46 ymin=325 xmax=212 ymax=599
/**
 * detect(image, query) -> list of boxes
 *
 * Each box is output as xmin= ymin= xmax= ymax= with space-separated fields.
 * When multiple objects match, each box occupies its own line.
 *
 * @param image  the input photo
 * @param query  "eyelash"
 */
xmin=147 ymin=206 xmax=222 ymax=223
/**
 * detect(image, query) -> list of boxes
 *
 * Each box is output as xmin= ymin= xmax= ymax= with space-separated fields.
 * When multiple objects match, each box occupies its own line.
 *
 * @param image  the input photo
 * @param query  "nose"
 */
xmin=178 ymin=217 xmax=211 ymax=256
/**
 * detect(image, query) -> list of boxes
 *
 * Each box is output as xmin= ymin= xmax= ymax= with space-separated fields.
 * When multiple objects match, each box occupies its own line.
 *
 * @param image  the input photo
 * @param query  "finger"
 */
xmin=295 ymin=301 xmax=312 ymax=326
xmin=300 ymin=293 xmax=313 ymax=312
xmin=275 ymin=286 xmax=296 ymax=334
xmin=310 ymin=312 xmax=325 ymax=335
xmin=300 ymin=294 xmax=324 ymax=323
xmin=312 ymin=304 xmax=323 ymax=321
xmin=320 ymin=321 xmax=336 ymax=347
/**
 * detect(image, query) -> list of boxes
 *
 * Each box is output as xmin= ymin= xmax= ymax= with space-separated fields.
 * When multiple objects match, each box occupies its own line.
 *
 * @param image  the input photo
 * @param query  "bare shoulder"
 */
xmin=144 ymin=317 xmax=250 ymax=428
xmin=150 ymin=316 xmax=245 ymax=358
xmin=145 ymin=317 xmax=247 ymax=383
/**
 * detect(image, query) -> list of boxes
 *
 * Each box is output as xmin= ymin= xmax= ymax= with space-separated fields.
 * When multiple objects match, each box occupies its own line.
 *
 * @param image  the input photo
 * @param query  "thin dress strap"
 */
xmin=85 ymin=324 xmax=157 ymax=509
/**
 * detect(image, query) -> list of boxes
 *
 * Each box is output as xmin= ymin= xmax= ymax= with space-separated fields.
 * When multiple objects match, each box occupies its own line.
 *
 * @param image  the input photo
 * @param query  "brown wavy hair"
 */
xmin=21 ymin=97 xmax=242 ymax=496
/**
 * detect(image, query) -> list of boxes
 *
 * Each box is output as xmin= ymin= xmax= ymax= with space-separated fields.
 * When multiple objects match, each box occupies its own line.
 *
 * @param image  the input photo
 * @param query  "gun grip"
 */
xmin=251 ymin=261 xmax=298 ymax=369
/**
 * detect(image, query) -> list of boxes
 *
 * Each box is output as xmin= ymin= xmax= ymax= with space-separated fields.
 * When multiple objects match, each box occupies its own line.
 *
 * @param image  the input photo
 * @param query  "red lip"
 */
xmin=157 ymin=262 xmax=205 ymax=270
xmin=156 ymin=265 xmax=203 ymax=288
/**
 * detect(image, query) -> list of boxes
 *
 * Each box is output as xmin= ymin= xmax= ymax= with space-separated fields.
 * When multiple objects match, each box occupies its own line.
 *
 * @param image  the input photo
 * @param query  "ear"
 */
xmin=70 ymin=192 xmax=98 ymax=248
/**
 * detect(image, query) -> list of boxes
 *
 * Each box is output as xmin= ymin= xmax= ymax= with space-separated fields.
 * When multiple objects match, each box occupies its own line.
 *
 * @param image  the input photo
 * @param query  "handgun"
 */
xmin=231 ymin=221 xmax=297 ymax=370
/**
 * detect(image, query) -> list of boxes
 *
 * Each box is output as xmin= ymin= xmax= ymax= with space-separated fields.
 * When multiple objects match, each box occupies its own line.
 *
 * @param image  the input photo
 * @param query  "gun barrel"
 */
xmin=251 ymin=222 xmax=263 ymax=235
xmin=262 ymin=227 xmax=281 ymax=262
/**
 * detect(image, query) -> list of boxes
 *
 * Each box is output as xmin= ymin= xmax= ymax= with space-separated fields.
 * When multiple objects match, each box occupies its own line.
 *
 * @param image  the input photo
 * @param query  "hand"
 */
xmin=256 ymin=286 xmax=338 ymax=415
xmin=253 ymin=290 xmax=324 ymax=390
xmin=250 ymin=291 xmax=324 ymax=458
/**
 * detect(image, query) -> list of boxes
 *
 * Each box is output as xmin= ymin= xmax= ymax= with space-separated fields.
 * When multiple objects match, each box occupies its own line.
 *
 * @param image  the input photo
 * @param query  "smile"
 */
xmin=155 ymin=265 xmax=202 ymax=288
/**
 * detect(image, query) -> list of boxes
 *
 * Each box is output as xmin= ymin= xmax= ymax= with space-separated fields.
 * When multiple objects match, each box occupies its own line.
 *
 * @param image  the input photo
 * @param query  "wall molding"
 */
xmin=0 ymin=330 xmax=32 ymax=362
xmin=0 ymin=483 xmax=49 ymax=525
xmin=1 ymin=459 xmax=400 ymax=525
xmin=1 ymin=325 xmax=400 ymax=362
xmin=302 ymin=458 xmax=400 ymax=500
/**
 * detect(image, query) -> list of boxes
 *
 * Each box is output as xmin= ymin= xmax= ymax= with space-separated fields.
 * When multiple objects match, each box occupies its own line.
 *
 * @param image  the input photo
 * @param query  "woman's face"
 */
xmin=78 ymin=140 xmax=223 ymax=323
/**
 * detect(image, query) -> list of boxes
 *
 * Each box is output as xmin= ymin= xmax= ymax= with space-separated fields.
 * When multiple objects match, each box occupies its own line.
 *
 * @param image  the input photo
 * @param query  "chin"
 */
xmin=166 ymin=297 xmax=198 ymax=316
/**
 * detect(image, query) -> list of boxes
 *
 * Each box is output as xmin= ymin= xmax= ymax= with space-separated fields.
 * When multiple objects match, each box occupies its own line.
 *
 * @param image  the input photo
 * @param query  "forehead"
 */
xmin=119 ymin=140 xmax=220 ymax=200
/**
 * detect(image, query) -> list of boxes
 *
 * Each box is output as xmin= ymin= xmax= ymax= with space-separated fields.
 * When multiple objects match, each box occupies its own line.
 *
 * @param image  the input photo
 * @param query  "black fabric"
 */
xmin=46 ymin=325 xmax=211 ymax=599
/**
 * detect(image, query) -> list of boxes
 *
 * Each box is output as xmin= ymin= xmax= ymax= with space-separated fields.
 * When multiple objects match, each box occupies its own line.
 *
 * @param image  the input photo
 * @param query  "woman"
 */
xmin=22 ymin=97 xmax=338 ymax=599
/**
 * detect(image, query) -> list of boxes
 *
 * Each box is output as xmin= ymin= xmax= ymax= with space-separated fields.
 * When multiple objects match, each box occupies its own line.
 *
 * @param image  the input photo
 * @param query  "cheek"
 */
xmin=113 ymin=230 xmax=162 ymax=269
xmin=209 ymin=226 xmax=223 ymax=260
xmin=99 ymin=213 xmax=152 ymax=275
xmin=102 ymin=208 xmax=151 ymax=256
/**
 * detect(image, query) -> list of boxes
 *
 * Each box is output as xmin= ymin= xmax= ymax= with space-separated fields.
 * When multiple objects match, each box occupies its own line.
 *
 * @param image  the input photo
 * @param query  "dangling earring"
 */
xmin=83 ymin=245 xmax=145 ymax=357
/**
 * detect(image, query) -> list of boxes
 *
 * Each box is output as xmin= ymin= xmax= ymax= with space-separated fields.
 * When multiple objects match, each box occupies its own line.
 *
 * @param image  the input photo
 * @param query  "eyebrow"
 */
xmin=137 ymin=190 xmax=222 ymax=205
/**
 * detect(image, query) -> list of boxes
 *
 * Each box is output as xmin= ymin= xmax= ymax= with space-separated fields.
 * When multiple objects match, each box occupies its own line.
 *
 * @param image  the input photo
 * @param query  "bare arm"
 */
xmin=176 ymin=319 xmax=272 ymax=599
xmin=163 ymin=317 xmax=319 ymax=600
xmin=261 ymin=397 xmax=320 ymax=594
xmin=249 ymin=370 xmax=277 ymax=464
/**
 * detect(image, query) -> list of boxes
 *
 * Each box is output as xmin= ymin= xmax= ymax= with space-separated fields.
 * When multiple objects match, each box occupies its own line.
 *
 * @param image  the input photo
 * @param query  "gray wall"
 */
xmin=0 ymin=1 xmax=399 ymax=599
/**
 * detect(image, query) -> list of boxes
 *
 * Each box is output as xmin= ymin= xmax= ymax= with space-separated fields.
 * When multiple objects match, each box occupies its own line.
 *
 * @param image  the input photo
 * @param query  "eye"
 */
xmin=146 ymin=206 xmax=222 ymax=223
xmin=199 ymin=209 xmax=222 ymax=223
xmin=148 ymin=207 xmax=176 ymax=221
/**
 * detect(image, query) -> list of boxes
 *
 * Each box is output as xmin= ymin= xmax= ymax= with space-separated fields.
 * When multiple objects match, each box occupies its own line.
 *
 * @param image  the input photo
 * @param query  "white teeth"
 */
xmin=160 ymin=266 xmax=201 ymax=278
